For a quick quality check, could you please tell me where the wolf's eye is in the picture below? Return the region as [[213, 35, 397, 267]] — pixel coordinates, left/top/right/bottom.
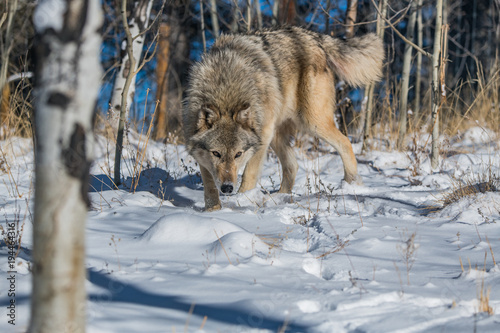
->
[[235, 152, 242, 158], [212, 151, 221, 158]]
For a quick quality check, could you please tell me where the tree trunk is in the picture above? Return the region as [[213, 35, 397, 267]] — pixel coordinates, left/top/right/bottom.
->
[[454, 0, 462, 76], [199, 0, 207, 51], [488, 0, 494, 70], [113, 0, 153, 186], [470, 0, 477, 78], [255, 0, 263, 30], [397, 0, 417, 149], [414, 0, 423, 121], [362, 0, 387, 152], [209, 0, 219, 37], [109, 0, 153, 128], [279, 0, 296, 25], [29, 0, 102, 332], [345, 0, 358, 38], [152, 23, 170, 141], [230, 2, 240, 32], [153, 3, 189, 141], [325, 0, 332, 34], [246, 0, 252, 31], [272, 0, 279, 26], [337, 0, 359, 136], [431, 0, 443, 169]]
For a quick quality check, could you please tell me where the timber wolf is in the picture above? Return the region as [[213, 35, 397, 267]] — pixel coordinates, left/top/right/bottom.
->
[[184, 26, 383, 211]]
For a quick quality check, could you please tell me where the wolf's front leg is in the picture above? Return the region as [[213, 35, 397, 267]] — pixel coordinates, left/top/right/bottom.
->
[[239, 147, 268, 192], [200, 166, 221, 211]]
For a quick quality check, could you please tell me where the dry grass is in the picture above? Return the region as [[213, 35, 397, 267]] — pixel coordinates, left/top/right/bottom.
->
[[1, 79, 33, 140], [396, 229, 418, 285], [364, 62, 500, 154], [442, 67, 500, 138], [316, 233, 350, 259], [440, 166, 499, 207], [477, 252, 494, 316], [94, 110, 118, 143], [92, 96, 159, 194], [128, 100, 157, 193], [478, 281, 494, 315], [0, 80, 34, 258]]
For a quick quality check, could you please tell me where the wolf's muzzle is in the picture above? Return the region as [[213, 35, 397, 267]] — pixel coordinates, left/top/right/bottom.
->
[[221, 183, 234, 194]]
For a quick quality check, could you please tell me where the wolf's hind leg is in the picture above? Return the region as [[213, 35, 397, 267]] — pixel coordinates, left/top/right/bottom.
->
[[309, 118, 361, 184], [200, 166, 221, 211], [271, 121, 298, 193], [304, 74, 361, 184]]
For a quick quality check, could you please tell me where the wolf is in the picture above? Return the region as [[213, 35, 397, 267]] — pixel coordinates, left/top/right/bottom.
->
[[183, 26, 384, 211]]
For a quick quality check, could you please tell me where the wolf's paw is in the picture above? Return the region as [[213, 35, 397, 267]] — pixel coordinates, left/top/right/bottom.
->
[[345, 174, 364, 186], [205, 203, 222, 212]]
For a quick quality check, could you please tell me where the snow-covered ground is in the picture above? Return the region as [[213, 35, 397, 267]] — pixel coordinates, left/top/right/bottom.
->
[[1, 127, 500, 332]]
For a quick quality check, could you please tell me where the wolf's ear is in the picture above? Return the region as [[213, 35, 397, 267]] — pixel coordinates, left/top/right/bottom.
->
[[234, 106, 253, 129], [197, 107, 219, 130]]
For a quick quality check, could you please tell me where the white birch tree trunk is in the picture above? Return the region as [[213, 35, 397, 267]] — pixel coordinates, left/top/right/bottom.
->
[[209, 0, 220, 37], [272, 0, 279, 26], [431, 0, 443, 169], [414, 0, 423, 121], [109, 0, 153, 128], [29, 0, 102, 332], [113, 0, 153, 185], [397, 0, 417, 149], [362, 0, 387, 152], [246, 0, 252, 31], [345, 0, 357, 38]]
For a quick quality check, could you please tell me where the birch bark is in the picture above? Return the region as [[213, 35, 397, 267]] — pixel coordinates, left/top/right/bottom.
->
[[29, 0, 102, 332], [431, 0, 443, 169], [113, 0, 153, 185], [345, 0, 358, 38], [109, 0, 153, 128], [414, 0, 423, 120], [397, 0, 417, 149], [362, 0, 387, 152]]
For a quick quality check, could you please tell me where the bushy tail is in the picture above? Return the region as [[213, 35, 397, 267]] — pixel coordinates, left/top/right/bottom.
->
[[324, 33, 384, 87]]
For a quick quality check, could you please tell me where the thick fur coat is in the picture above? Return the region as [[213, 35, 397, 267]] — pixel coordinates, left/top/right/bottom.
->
[[184, 26, 384, 210]]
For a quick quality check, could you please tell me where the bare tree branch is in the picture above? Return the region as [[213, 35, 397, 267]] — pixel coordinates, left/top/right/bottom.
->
[[369, 0, 432, 58]]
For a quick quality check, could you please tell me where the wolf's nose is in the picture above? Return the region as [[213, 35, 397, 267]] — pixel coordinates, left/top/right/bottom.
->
[[221, 184, 233, 194]]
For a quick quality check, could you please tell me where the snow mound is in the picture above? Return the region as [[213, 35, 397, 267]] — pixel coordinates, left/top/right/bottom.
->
[[138, 212, 244, 244], [336, 292, 401, 311], [458, 126, 496, 145], [433, 191, 500, 224], [296, 300, 322, 313], [208, 231, 270, 262], [302, 257, 322, 278], [459, 268, 491, 280], [371, 151, 409, 169]]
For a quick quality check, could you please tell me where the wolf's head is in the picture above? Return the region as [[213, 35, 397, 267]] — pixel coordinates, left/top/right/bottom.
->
[[187, 105, 261, 194]]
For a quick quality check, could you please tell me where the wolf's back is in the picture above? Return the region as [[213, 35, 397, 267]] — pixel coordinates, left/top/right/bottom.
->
[[252, 27, 384, 88], [323, 33, 384, 87]]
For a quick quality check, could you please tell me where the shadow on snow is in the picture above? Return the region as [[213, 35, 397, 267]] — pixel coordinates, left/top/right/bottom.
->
[[88, 269, 307, 332], [89, 168, 201, 208]]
